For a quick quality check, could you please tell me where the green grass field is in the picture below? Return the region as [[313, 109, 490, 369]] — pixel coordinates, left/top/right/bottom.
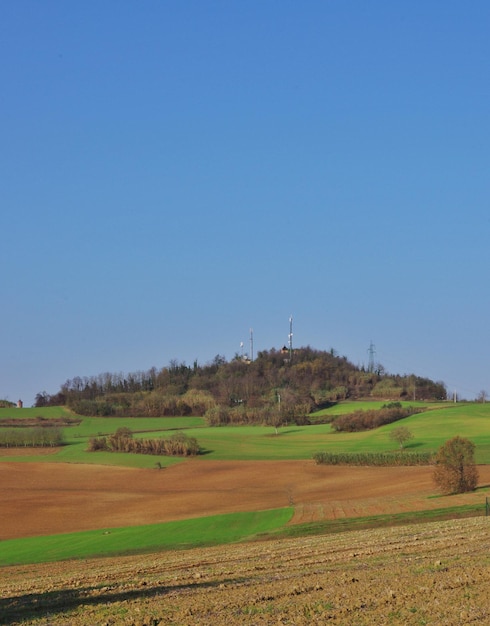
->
[[0, 508, 293, 567], [2, 401, 490, 464]]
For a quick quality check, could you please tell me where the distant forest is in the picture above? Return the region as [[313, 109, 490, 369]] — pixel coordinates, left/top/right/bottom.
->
[[35, 347, 447, 420]]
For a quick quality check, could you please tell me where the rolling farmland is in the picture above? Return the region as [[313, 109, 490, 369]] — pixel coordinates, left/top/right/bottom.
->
[[2, 402, 490, 624]]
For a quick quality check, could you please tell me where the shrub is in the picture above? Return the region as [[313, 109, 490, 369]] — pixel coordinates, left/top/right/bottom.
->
[[87, 436, 109, 451], [87, 430, 200, 456], [389, 426, 414, 449], [205, 405, 231, 426], [433, 436, 479, 494]]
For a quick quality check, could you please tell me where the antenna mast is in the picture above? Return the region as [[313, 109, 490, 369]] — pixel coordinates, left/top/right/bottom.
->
[[250, 328, 254, 362], [288, 315, 293, 362], [368, 340, 376, 373]]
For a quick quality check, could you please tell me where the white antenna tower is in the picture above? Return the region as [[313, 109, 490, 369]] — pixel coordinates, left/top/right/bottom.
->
[[250, 328, 254, 362], [288, 315, 293, 362], [367, 340, 376, 373]]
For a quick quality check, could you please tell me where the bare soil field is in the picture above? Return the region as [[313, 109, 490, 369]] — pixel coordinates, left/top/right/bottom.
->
[[2, 516, 490, 625], [2, 460, 490, 540]]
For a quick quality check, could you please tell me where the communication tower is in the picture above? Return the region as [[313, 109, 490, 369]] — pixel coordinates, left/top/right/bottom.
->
[[367, 340, 376, 373]]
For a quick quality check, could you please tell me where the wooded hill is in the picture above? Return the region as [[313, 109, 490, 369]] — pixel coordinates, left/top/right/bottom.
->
[[35, 347, 447, 418]]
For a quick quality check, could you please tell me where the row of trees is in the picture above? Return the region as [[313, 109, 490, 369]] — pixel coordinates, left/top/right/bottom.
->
[[36, 346, 447, 416], [87, 428, 200, 456], [313, 451, 434, 466], [0, 427, 64, 447]]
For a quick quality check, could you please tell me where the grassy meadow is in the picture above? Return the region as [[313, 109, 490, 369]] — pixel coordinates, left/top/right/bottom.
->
[[2, 400, 490, 465], [0, 508, 293, 567]]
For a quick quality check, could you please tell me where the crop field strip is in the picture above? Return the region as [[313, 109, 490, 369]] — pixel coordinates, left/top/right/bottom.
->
[[2, 516, 490, 625]]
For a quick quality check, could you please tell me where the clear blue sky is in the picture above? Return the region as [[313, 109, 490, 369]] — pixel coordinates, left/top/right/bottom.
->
[[2, 1, 490, 405]]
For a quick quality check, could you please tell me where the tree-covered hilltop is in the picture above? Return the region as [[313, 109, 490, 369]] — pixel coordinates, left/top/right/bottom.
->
[[35, 346, 447, 417]]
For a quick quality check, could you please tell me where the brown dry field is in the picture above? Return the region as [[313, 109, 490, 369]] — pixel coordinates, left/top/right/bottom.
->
[[2, 517, 490, 625], [3, 459, 490, 540], [3, 460, 490, 625]]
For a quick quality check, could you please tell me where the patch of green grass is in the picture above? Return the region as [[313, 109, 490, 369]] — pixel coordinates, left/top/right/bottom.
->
[[0, 411, 207, 467], [311, 400, 437, 418], [0, 406, 73, 420], [2, 402, 490, 465], [67, 415, 205, 440], [0, 508, 293, 566], [263, 502, 487, 541]]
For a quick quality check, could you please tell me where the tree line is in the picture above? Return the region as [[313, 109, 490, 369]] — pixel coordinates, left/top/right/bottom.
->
[[36, 346, 447, 418]]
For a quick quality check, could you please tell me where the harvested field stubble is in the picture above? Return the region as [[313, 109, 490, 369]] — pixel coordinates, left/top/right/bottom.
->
[[2, 517, 490, 625]]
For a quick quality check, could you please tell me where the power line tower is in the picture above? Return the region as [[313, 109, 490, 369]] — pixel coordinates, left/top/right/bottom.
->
[[367, 340, 376, 373]]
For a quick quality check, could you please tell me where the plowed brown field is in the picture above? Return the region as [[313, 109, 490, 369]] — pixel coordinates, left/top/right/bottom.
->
[[3, 460, 490, 540], [2, 517, 490, 625]]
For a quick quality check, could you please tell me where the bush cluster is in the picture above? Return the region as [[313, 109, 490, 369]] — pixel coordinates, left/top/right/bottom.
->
[[433, 436, 479, 494], [204, 402, 310, 427], [0, 427, 64, 447], [330, 406, 423, 432], [313, 451, 435, 466], [72, 389, 216, 417], [87, 428, 200, 456]]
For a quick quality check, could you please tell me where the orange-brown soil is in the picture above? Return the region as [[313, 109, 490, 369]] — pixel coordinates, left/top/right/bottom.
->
[[2, 460, 490, 540]]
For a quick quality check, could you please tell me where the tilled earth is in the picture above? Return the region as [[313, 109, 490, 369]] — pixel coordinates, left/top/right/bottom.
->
[[2, 460, 490, 539], [3, 460, 490, 625], [2, 517, 490, 625]]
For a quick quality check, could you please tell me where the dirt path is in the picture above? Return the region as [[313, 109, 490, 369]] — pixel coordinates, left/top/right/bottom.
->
[[2, 460, 490, 540]]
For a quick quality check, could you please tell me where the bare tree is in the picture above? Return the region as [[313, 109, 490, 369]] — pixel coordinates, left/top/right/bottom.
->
[[477, 390, 487, 403]]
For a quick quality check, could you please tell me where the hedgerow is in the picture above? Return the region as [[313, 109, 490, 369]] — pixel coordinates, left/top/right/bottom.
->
[[87, 428, 201, 456], [312, 451, 435, 466], [0, 427, 64, 447], [330, 405, 424, 432]]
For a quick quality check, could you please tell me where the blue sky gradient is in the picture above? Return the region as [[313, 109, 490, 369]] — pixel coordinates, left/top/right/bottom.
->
[[2, 1, 490, 405]]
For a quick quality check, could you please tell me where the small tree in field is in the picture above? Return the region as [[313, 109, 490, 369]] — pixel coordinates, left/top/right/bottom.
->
[[433, 436, 479, 494], [389, 426, 413, 449]]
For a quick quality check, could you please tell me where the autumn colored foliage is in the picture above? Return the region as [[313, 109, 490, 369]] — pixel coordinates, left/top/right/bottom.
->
[[87, 428, 200, 456], [433, 436, 479, 494]]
